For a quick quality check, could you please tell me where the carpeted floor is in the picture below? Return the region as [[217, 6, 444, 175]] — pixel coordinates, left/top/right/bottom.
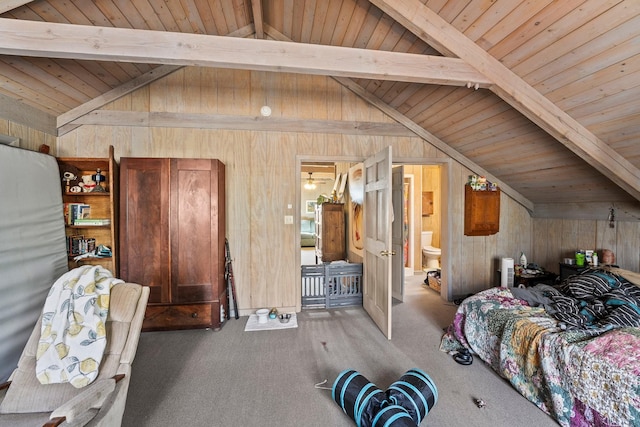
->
[[122, 274, 559, 426]]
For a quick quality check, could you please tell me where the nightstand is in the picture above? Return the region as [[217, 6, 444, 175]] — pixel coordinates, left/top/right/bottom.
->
[[559, 263, 588, 281], [515, 271, 557, 287]]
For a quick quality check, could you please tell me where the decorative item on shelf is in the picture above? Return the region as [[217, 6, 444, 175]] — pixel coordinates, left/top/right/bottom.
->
[[72, 244, 112, 262], [317, 194, 331, 204], [79, 175, 97, 192], [62, 171, 77, 193], [467, 174, 498, 191], [60, 164, 80, 193], [91, 168, 108, 193]]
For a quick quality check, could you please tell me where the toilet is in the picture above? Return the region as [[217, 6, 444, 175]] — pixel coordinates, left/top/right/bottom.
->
[[421, 231, 441, 272]]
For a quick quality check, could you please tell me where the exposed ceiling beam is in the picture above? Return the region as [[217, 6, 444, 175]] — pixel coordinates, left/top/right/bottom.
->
[[0, 18, 491, 89], [0, 92, 56, 135], [0, 0, 32, 14], [370, 0, 640, 202], [57, 65, 182, 135], [250, 0, 265, 39], [68, 110, 417, 137], [336, 76, 534, 212], [57, 23, 254, 136]]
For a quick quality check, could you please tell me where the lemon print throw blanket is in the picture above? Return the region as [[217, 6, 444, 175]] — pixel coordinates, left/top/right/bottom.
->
[[36, 265, 123, 388]]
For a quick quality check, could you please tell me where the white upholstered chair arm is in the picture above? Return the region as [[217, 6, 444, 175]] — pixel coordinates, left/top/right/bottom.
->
[[47, 377, 119, 424]]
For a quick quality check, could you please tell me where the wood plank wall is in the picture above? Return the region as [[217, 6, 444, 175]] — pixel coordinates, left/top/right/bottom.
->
[[0, 119, 56, 152], [4, 67, 639, 310], [532, 218, 640, 275]]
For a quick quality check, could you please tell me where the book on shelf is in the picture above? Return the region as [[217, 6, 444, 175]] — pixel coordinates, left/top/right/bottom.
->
[[73, 218, 111, 226], [63, 203, 91, 225], [66, 235, 96, 256]]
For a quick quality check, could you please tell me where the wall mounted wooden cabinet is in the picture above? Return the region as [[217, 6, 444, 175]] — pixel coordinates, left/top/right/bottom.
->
[[464, 185, 500, 236], [119, 157, 226, 331], [422, 191, 434, 216], [57, 145, 119, 274]]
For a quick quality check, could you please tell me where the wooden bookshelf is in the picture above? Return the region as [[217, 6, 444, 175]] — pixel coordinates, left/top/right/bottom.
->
[[57, 146, 119, 274]]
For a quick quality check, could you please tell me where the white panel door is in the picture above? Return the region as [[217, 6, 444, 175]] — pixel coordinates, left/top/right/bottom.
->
[[362, 146, 393, 339]]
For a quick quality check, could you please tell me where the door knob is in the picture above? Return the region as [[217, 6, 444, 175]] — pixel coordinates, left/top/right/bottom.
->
[[380, 250, 396, 256]]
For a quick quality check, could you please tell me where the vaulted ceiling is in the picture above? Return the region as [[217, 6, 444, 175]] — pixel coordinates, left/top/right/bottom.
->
[[1, 0, 639, 212]]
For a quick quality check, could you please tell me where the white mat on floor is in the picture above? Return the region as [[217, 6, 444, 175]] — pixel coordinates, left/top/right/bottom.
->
[[244, 313, 298, 331]]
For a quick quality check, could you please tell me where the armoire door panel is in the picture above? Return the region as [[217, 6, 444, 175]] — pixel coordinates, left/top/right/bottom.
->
[[171, 160, 216, 304], [119, 158, 170, 304]]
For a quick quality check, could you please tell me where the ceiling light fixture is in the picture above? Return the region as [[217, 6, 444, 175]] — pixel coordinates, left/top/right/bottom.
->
[[260, 105, 272, 117], [304, 172, 317, 190]]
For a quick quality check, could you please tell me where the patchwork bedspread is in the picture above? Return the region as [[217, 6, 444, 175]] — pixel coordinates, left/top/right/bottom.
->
[[440, 286, 640, 426]]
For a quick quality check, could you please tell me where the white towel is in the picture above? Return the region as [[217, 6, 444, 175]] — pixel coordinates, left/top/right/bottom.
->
[[36, 265, 123, 388]]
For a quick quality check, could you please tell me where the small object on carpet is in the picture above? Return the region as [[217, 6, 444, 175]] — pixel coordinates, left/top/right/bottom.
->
[[244, 313, 298, 331], [453, 348, 473, 365], [314, 379, 331, 390], [475, 399, 486, 408]]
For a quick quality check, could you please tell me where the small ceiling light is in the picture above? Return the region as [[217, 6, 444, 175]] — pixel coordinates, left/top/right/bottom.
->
[[304, 172, 316, 190], [260, 105, 272, 117]]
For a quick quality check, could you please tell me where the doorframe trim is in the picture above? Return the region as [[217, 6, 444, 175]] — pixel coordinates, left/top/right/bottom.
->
[[394, 157, 452, 302], [297, 155, 453, 306]]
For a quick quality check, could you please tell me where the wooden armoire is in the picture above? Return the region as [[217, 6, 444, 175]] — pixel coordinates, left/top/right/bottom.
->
[[315, 202, 346, 262], [119, 157, 226, 331]]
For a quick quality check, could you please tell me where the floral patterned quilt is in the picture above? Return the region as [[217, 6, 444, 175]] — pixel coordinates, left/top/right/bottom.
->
[[440, 286, 640, 427]]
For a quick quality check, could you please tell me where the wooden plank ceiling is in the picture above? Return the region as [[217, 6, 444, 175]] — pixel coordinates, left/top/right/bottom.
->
[[0, 0, 639, 210]]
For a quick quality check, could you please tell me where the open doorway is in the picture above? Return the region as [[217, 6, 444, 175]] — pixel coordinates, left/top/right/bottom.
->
[[298, 160, 445, 298]]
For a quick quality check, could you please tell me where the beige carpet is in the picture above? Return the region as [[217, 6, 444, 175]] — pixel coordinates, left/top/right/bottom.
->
[[123, 274, 559, 427]]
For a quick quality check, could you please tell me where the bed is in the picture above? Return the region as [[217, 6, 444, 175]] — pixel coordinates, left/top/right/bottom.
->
[[440, 266, 640, 427]]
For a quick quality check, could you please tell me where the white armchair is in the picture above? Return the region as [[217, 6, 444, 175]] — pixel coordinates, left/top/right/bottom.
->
[[0, 282, 149, 427]]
